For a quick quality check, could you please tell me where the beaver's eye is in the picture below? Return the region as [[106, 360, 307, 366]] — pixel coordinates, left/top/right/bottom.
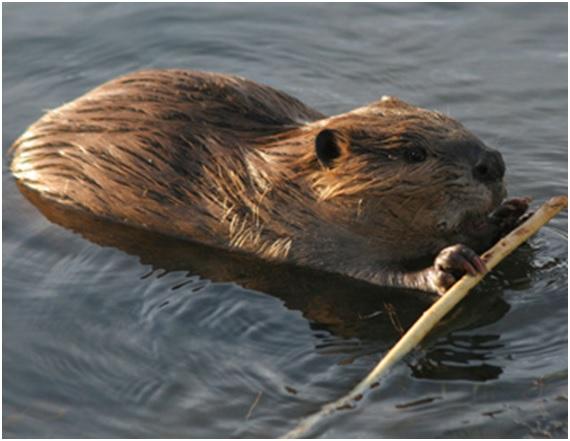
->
[[403, 147, 427, 163]]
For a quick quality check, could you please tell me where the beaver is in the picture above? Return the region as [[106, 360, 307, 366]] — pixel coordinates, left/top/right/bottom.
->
[[10, 69, 529, 294]]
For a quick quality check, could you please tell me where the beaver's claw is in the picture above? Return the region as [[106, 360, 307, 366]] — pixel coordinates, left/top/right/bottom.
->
[[432, 244, 487, 295], [489, 196, 532, 236]]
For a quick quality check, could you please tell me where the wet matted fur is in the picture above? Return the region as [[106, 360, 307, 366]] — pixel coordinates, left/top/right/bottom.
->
[[11, 69, 521, 293]]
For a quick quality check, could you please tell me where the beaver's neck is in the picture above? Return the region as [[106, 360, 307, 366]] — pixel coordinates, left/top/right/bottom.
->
[[231, 122, 442, 285], [229, 126, 392, 275]]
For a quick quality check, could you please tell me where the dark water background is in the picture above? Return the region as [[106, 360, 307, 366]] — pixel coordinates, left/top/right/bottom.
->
[[3, 3, 568, 438]]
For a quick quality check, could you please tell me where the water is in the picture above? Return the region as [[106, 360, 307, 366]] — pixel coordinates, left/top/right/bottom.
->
[[3, 3, 567, 438]]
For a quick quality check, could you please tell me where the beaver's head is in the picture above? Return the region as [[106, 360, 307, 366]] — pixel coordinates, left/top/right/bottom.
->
[[309, 96, 507, 259]]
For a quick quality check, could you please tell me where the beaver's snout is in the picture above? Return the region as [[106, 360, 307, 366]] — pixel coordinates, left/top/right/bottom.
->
[[472, 149, 505, 184]]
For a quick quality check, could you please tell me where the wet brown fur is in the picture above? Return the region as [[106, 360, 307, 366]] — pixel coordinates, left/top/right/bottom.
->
[[10, 69, 506, 291]]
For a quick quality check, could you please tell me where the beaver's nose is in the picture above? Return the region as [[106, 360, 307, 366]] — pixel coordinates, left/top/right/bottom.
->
[[473, 150, 505, 183]]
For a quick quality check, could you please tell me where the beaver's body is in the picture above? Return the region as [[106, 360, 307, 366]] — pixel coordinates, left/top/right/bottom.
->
[[10, 70, 528, 293]]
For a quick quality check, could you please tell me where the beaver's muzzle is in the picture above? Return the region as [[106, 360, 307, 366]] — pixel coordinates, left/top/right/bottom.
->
[[472, 149, 505, 184]]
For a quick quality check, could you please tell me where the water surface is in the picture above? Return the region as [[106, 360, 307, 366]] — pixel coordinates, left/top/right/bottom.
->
[[3, 3, 568, 438]]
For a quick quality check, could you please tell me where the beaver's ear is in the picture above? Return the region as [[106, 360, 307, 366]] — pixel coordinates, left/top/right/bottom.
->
[[315, 129, 350, 168]]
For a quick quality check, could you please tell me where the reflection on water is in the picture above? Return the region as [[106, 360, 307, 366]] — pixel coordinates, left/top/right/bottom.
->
[[3, 2, 567, 438]]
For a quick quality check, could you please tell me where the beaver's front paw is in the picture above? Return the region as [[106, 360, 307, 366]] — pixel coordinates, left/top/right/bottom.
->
[[489, 197, 531, 236], [432, 244, 487, 294]]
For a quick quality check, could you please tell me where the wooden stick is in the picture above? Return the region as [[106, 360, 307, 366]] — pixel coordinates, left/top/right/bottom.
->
[[284, 195, 567, 439], [246, 391, 263, 420]]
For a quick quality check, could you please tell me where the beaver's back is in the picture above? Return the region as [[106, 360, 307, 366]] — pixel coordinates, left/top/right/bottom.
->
[[10, 69, 324, 241]]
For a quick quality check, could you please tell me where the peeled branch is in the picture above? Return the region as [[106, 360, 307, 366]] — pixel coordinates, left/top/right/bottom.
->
[[284, 195, 568, 439]]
